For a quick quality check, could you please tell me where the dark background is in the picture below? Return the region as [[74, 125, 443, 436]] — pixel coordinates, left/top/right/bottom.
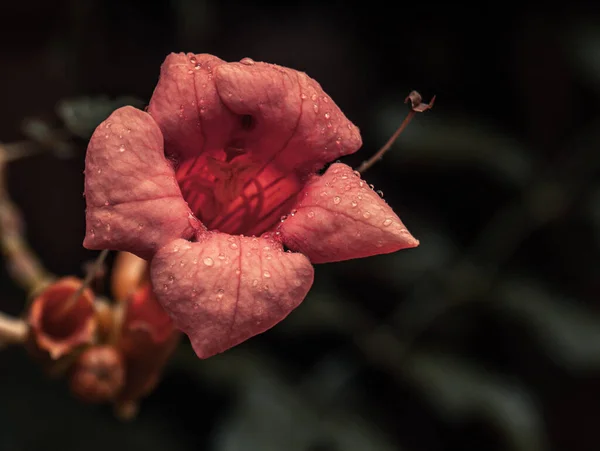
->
[[1, 1, 599, 450]]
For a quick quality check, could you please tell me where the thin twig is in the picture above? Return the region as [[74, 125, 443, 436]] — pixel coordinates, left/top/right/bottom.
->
[[55, 249, 109, 318], [356, 91, 435, 174]]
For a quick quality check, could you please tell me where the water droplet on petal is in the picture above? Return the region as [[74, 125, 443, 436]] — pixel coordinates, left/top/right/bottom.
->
[[230, 242, 238, 249], [263, 270, 271, 278], [235, 269, 241, 275], [351, 201, 358, 207], [383, 218, 393, 226], [104, 201, 110, 206], [218, 253, 225, 260], [324, 112, 330, 119], [376, 240, 383, 248], [313, 104, 319, 113], [290, 209, 297, 216], [252, 279, 259, 287], [311, 94, 317, 101], [353, 170, 360, 177], [240, 57, 255, 65], [280, 215, 288, 222], [307, 210, 315, 218], [377, 190, 384, 197], [333, 196, 341, 204], [363, 211, 371, 219], [97, 168, 102, 174], [216, 289, 225, 299], [90, 228, 95, 236], [203, 257, 214, 267], [118, 145, 125, 152]]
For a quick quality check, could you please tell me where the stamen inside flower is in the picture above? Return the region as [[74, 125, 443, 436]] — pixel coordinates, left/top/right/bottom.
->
[[173, 142, 303, 236]]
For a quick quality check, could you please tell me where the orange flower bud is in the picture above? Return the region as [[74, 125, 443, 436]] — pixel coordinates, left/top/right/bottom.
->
[[27, 277, 97, 360], [116, 282, 180, 404], [111, 251, 149, 302], [69, 345, 125, 403]]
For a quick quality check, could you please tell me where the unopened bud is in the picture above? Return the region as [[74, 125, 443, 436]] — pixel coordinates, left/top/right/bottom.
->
[[69, 345, 125, 403]]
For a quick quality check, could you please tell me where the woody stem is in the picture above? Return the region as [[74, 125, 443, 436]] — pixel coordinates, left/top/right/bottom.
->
[[0, 311, 28, 345], [356, 110, 417, 174]]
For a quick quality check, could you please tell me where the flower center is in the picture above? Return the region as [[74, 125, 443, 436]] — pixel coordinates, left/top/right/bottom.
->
[[174, 147, 303, 236]]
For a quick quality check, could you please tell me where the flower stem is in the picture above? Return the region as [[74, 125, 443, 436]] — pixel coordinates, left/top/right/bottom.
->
[[356, 91, 435, 174], [0, 311, 28, 345], [0, 144, 53, 293]]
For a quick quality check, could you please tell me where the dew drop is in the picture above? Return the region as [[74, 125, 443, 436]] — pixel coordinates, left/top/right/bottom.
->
[[301, 93, 307, 99], [218, 253, 225, 260], [313, 104, 319, 113], [104, 201, 110, 206], [353, 170, 360, 177], [203, 257, 214, 267], [189, 56, 197, 64], [363, 211, 371, 219], [97, 168, 102, 174], [216, 289, 225, 299], [383, 218, 393, 227], [263, 270, 271, 278], [376, 240, 383, 248], [311, 94, 317, 101], [191, 289, 198, 297], [163, 284, 168, 291], [377, 190, 384, 197], [118, 145, 125, 152], [187, 69, 194, 74], [90, 228, 95, 236], [240, 57, 255, 65], [137, 223, 144, 230], [324, 112, 330, 119], [230, 242, 238, 249], [323, 96, 329, 103], [235, 269, 241, 275], [369, 184, 375, 190], [290, 209, 297, 216], [333, 196, 341, 204], [307, 210, 315, 218], [351, 201, 358, 207], [280, 214, 288, 222], [265, 253, 272, 260], [252, 279, 259, 287]]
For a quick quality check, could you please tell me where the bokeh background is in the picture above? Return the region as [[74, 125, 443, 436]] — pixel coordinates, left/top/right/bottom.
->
[[1, 1, 599, 450]]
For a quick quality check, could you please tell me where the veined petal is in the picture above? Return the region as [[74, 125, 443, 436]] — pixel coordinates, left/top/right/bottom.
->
[[84, 106, 199, 260], [147, 53, 239, 159], [150, 233, 314, 358], [214, 59, 362, 174], [280, 163, 419, 263]]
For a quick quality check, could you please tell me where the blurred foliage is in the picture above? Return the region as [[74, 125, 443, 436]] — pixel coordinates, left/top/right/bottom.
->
[[0, 2, 599, 451]]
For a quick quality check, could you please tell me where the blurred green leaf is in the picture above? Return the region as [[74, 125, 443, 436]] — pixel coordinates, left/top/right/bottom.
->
[[404, 351, 546, 451], [56, 96, 145, 139], [375, 108, 534, 187], [497, 278, 600, 372]]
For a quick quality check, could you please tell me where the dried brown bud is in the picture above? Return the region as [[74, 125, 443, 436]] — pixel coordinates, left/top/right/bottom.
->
[[27, 277, 97, 360], [69, 345, 125, 403], [405, 90, 436, 113]]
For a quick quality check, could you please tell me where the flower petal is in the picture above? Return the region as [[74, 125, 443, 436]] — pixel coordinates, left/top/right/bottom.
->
[[214, 59, 363, 174], [84, 106, 199, 260], [150, 233, 314, 358], [279, 163, 419, 263], [147, 53, 239, 159]]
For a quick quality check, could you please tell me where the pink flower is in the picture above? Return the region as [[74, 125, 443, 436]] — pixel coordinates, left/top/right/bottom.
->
[[83, 53, 418, 358]]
